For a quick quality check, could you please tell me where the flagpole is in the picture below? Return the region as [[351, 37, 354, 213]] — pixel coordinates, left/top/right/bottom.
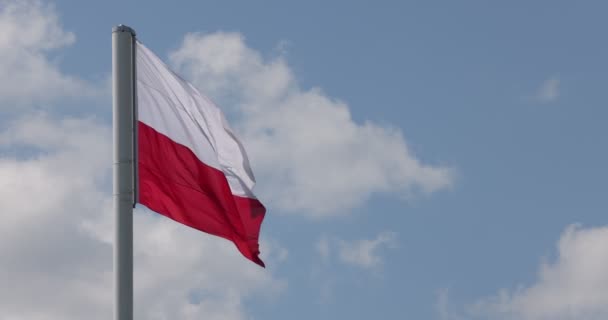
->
[[112, 24, 136, 320]]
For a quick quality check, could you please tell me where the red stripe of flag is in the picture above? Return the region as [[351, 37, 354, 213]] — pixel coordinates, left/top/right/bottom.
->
[[138, 121, 266, 267]]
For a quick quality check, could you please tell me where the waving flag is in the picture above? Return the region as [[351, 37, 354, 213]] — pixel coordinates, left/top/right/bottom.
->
[[135, 41, 266, 267]]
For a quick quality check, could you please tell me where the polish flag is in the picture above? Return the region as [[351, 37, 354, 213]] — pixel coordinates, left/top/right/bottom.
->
[[135, 41, 266, 267]]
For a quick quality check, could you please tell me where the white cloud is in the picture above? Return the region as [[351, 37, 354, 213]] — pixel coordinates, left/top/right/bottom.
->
[[534, 76, 560, 103], [469, 224, 608, 320], [0, 114, 286, 320], [437, 288, 451, 320], [0, 114, 113, 319], [316, 236, 331, 261], [311, 233, 396, 303], [314, 232, 397, 270], [436, 288, 478, 320], [131, 211, 287, 320], [168, 32, 453, 217], [338, 231, 398, 269], [0, 0, 97, 107], [436, 288, 466, 320]]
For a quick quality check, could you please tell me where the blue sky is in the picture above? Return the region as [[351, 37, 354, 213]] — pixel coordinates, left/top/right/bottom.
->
[[1, 1, 607, 319]]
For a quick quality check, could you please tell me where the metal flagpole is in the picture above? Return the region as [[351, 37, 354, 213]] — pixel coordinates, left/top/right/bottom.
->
[[112, 24, 136, 320]]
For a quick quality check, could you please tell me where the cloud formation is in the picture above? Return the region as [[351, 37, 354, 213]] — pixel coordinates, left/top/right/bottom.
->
[[337, 231, 398, 269], [534, 76, 560, 103], [316, 232, 397, 270], [0, 113, 113, 319], [168, 32, 453, 217], [0, 0, 97, 107], [469, 224, 608, 320]]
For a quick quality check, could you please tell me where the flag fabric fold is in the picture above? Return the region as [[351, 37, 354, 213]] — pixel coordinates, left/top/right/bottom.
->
[[135, 41, 266, 267]]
